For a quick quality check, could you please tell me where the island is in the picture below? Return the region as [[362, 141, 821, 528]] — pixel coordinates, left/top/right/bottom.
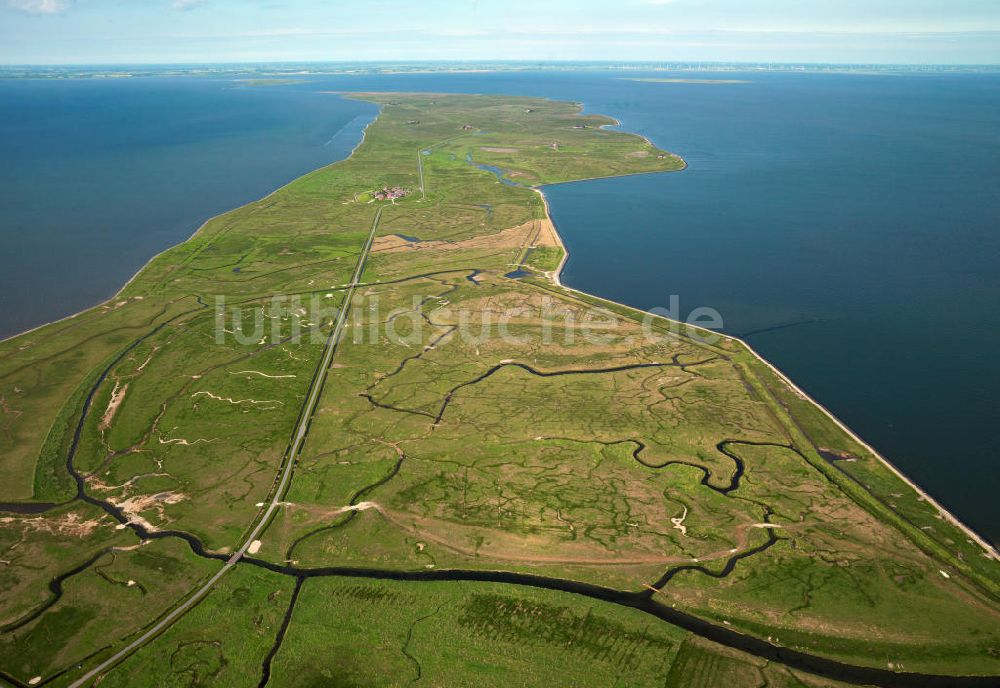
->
[[0, 94, 997, 688]]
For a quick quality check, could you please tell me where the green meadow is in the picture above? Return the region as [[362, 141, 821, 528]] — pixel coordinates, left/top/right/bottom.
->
[[0, 93, 996, 687]]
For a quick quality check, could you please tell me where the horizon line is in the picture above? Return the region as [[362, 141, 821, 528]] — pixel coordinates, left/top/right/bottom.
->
[[3, 59, 1000, 69]]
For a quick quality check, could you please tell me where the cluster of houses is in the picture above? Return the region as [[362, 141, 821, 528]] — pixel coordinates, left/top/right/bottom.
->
[[373, 186, 410, 201]]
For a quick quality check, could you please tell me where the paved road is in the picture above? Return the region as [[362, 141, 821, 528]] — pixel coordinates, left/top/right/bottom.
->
[[68, 206, 384, 688], [417, 150, 426, 199]]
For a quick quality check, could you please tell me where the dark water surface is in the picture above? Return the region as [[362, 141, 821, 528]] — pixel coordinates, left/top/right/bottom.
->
[[1, 71, 997, 543], [537, 72, 1000, 546], [0, 78, 377, 338]]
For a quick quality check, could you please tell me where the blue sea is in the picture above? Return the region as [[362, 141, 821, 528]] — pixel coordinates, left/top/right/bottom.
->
[[1, 70, 997, 543], [0, 78, 377, 337]]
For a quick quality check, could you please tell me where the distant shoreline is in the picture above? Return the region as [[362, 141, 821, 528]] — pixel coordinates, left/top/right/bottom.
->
[[4, 62, 1000, 81], [622, 77, 750, 84]]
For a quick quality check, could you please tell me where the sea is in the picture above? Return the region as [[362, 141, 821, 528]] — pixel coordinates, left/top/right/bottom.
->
[[1, 69, 997, 543]]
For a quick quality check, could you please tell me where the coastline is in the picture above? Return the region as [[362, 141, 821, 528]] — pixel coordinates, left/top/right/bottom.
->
[[539, 162, 688, 190], [0, 105, 379, 349], [534, 183, 999, 560], [742, 337, 1000, 560], [3, 92, 995, 561], [113, 107, 379, 301]]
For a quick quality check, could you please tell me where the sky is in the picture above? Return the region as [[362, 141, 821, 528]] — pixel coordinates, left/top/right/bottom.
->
[[1, 0, 999, 66]]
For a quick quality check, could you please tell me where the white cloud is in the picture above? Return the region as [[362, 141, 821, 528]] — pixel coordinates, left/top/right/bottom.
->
[[5, 0, 72, 14], [172, 0, 207, 10]]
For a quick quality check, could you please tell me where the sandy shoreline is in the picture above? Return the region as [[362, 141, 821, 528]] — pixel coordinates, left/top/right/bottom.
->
[[534, 181, 998, 560], [542, 106, 996, 557]]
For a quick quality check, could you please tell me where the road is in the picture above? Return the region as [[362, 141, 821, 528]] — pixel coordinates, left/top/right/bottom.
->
[[417, 150, 426, 199], [68, 205, 385, 688]]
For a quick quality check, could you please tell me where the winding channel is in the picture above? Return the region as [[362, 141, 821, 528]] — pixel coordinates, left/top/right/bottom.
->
[[2, 174, 995, 688], [7, 305, 993, 687]]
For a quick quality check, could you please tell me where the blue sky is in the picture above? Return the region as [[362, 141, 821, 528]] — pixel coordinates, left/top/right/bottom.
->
[[2, 0, 999, 65]]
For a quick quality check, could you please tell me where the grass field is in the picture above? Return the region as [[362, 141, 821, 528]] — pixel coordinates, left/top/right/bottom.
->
[[0, 92, 997, 687]]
